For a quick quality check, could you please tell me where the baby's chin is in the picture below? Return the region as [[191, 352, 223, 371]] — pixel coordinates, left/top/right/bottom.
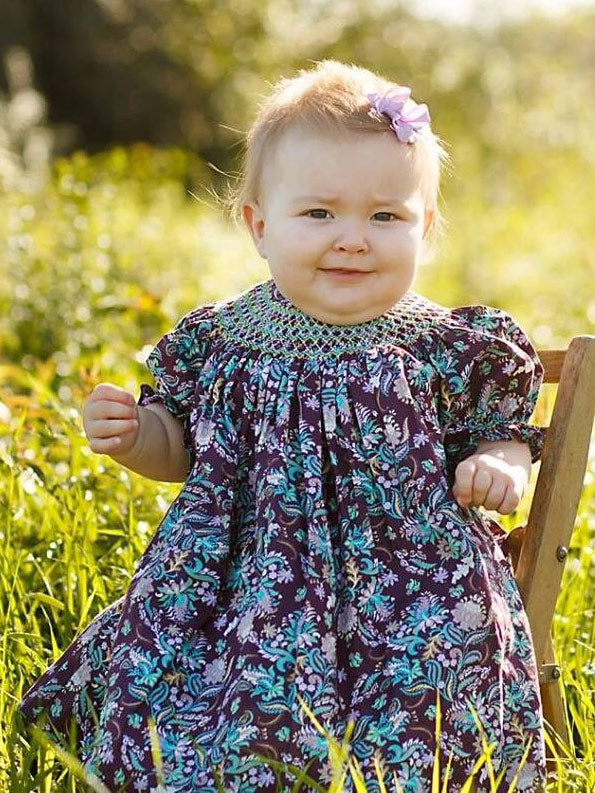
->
[[298, 288, 402, 325]]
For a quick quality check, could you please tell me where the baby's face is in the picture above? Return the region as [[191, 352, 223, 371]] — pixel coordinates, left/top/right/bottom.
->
[[243, 126, 433, 325]]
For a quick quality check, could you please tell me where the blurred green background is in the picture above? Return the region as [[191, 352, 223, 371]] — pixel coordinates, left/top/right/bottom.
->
[[1, 0, 594, 377]]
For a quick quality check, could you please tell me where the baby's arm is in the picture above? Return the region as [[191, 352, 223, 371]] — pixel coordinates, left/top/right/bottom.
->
[[452, 438, 532, 514], [83, 383, 190, 482]]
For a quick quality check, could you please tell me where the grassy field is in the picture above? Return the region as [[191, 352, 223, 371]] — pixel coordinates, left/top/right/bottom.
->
[[1, 147, 593, 791], [1, 354, 594, 791]]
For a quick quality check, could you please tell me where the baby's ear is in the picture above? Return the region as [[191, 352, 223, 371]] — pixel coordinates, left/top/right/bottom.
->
[[242, 202, 267, 259], [423, 208, 435, 238]]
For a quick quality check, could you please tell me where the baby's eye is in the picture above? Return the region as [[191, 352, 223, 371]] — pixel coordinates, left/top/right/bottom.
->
[[305, 209, 331, 219], [372, 212, 399, 222]]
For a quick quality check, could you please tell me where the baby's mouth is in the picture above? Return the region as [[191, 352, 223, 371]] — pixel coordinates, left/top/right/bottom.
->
[[321, 268, 371, 276]]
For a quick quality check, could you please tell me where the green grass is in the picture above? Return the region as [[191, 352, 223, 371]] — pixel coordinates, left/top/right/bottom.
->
[[1, 364, 594, 791], [0, 146, 593, 791]]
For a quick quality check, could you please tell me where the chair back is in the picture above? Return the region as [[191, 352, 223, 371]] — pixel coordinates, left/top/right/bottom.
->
[[507, 335, 595, 756]]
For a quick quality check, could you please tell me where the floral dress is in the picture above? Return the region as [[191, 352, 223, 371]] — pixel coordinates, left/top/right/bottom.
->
[[20, 279, 549, 793]]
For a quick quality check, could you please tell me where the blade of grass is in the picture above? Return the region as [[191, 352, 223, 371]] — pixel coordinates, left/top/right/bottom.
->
[[440, 749, 455, 793], [147, 715, 165, 786], [463, 700, 500, 790], [290, 757, 319, 792], [250, 752, 328, 793], [432, 688, 442, 792], [373, 751, 388, 793], [504, 737, 533, 793], [296, 693, 351, 792], [29, 726, 112, 793], [347, 753, 367, 792], [392, 769, 405, 793]]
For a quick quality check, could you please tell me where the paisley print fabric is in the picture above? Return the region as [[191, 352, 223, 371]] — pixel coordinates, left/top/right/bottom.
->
[[20, 279, 549, 792]]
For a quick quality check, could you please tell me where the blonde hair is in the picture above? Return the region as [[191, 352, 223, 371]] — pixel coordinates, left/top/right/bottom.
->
[[227, 60, 451, 248]]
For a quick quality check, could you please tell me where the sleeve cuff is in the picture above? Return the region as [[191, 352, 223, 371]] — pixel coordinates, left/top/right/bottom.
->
[[468, 421, 548, 464]]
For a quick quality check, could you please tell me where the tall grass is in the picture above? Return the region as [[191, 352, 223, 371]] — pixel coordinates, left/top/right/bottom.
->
[[1, 363, 594, 790]]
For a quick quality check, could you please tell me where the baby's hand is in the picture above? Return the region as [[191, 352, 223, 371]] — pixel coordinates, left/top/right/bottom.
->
[[452, 448, 529, 514], [83, 383, 140, 455]]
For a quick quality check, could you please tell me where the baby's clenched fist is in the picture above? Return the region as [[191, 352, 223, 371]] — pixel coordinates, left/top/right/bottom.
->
[[83, 383, 140, 456], [452, 453, 528, 514]]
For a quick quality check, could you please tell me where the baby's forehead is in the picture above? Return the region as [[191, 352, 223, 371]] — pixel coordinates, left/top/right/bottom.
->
[[260, 124, 425, 202]]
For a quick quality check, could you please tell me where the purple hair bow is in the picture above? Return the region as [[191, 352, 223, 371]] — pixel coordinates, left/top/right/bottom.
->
[[367, 87, 431, 144]]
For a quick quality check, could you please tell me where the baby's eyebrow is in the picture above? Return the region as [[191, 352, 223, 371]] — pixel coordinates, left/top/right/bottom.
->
[[291, 195, 408, 207], [292, 195, 340, 204], [371, 197, 409, 207]]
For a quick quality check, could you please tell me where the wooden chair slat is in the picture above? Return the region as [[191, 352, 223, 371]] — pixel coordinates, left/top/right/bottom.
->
[[509, 334, 595, 766], [539, 633, 573, 747], [535, 349, 568, 383], [518, 337, 595, 655]]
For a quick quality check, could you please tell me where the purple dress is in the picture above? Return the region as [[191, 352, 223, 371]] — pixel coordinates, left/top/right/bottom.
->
[[20, 279, 549, 793]]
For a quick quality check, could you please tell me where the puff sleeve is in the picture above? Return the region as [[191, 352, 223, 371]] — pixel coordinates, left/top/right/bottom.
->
[[137, 304, 216, 469], [433, 305, 548, 481]]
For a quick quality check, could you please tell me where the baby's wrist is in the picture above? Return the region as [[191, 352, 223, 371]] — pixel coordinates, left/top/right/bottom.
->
[[474, 438, 531, 481], [475, 437, 528, 453], [108, 406, 147, 465]]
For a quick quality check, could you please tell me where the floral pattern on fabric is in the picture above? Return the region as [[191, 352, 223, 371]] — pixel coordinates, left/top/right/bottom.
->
[[20, 280, 548, 793], [432, 304, 547, 483], [137, 303, 219, 470]]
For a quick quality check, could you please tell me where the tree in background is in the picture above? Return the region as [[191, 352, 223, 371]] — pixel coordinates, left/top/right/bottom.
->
[[0, 0, 593, 343]]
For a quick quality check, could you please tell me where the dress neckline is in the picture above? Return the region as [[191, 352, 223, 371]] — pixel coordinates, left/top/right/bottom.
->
[[215, 278, 446, 359], [268, 279, 416, 327]]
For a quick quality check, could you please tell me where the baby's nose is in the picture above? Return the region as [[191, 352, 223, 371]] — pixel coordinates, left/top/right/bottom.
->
[[332, 225, 369, 254]]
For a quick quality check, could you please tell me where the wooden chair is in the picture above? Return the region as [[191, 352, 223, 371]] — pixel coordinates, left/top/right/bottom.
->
[[506, 335, 595, 775]]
